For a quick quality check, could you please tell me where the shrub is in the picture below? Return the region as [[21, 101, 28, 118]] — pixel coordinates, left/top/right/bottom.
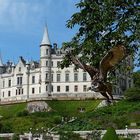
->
[[53, 116, 61, 124], [124, 87, 140, 101], [16, 110, 29, 117], [1, 122, 12, 133], [12, 133, 20, 140], [59, 131, 84, 140], [102, 127, 119, 140]]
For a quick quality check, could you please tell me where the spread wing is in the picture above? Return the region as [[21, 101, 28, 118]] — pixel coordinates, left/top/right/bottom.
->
[[82, 64, 99, 79], [67, 53, 98, 79], [99, 44, 126, 82]]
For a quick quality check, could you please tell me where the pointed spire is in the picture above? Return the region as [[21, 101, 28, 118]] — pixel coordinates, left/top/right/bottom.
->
[[40, 25, 51, 46]]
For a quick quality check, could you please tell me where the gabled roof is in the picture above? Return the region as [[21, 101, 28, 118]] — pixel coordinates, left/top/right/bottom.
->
[[40, 26, 51, 46]]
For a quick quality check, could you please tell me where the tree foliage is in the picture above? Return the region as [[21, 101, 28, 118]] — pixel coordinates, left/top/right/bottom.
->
[[102, 127, 119, 140], [124, 87, 140, 101], [133, 70, 140, 87], [59, 131, 84, 140], [61, 0, 140, 69], [12, 133, 20, 140]]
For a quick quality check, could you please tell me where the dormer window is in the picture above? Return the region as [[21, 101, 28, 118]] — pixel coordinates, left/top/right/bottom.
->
[[19, 67, 21, 72], [57, 50, 61, 55]]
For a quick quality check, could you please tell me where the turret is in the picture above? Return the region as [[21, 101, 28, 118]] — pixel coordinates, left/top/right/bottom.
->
[[40, 26, 52, 96], [40, 26, 51, 60]]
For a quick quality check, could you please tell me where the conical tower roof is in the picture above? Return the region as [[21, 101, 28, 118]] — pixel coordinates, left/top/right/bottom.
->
[[40, 26, 51, 46]]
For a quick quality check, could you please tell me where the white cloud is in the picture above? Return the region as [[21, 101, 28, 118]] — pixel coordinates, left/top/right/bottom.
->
[[0, 0, 9, 16], [0, 0, 52, 31], [0, 0, 79, 35]]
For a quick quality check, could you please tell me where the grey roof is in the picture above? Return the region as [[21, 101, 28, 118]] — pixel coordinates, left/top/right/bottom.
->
[[41, 26, 51, 45]]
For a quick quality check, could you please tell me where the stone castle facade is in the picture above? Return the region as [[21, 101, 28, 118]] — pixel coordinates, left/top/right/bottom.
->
[[0, 27, 133, 103]]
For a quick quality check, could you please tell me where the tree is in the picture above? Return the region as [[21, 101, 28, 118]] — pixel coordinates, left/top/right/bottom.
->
[[102, 127, 119, 140], [61, 0, 140, 69], [124, 87, 140, 101], [133, 70, 140, 87]]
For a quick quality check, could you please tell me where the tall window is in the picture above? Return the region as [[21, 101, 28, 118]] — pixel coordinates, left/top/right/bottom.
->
[[22, 89, 24, 94], [32, 88, 35, 94], [57, 61, 60, 67], [19, 89, 21, 95], [46, 85, 48, 91], [74, 73, 78, 81], [51, 74, 53, 82], [46, 61, 48, 66], [46, 49, 49, 55], [83, 73, 87, 81], [16, 89, 23, 95], [46, 73, 48, 80], [17, 77, 22, 85], [51, 61, 53, 67], [8, 79, 11, 87], [66, 86, 69, 92], [2, 92, 4, 97], [32, 76, 35, 84], [57, 86, 60, 92], [8, 91, 11, 96], [57, 74, 61, 82], [51, 85, 53, 92], [83, 85, 87, 92], [74, 85, 78, 92], [65, 73, 69, 82]]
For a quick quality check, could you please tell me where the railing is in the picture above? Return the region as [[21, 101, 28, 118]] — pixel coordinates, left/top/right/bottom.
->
[[1, 129, 140, 140]]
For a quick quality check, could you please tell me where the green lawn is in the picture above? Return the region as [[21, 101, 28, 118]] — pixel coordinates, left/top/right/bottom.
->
[[0, 103, 26, 118], [47, 100, 100, 117], [2, 99, 140, 133], [58, 100, 140, 131], [0, 100, 100, 133]]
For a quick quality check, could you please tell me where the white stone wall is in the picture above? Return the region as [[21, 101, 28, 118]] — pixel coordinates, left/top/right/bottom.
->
[[0, 53, 92, 102]]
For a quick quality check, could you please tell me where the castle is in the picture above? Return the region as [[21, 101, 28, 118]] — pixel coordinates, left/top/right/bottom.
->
[[0, 27, 133, 103]]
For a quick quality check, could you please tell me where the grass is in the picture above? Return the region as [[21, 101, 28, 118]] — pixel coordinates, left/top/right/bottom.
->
[[47, 100, 100, 117], [1, 99, 140, 133], [59, 100, 140, 131], [0, 103, 26, 118], [0, 100, 100, 133]]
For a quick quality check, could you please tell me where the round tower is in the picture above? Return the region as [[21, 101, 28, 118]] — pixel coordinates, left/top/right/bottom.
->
[[40, 26, 52, 97]]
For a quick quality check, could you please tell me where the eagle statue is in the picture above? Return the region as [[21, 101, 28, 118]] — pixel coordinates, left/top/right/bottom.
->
[[66, 43, 126, 103]]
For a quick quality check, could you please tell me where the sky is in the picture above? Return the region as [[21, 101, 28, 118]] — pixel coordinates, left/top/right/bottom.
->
[[0, 0, 79, 63], [0, 0, 139, 71]]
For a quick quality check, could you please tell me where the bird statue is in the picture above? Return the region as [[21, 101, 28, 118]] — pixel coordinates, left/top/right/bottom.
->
[[66, 43, 126, 103]]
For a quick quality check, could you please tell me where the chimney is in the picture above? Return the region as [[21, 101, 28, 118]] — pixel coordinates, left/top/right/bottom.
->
[[53, 43, 57, 51]]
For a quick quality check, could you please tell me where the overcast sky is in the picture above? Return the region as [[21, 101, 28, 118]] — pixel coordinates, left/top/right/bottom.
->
[[0, 0, 79, 63]]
